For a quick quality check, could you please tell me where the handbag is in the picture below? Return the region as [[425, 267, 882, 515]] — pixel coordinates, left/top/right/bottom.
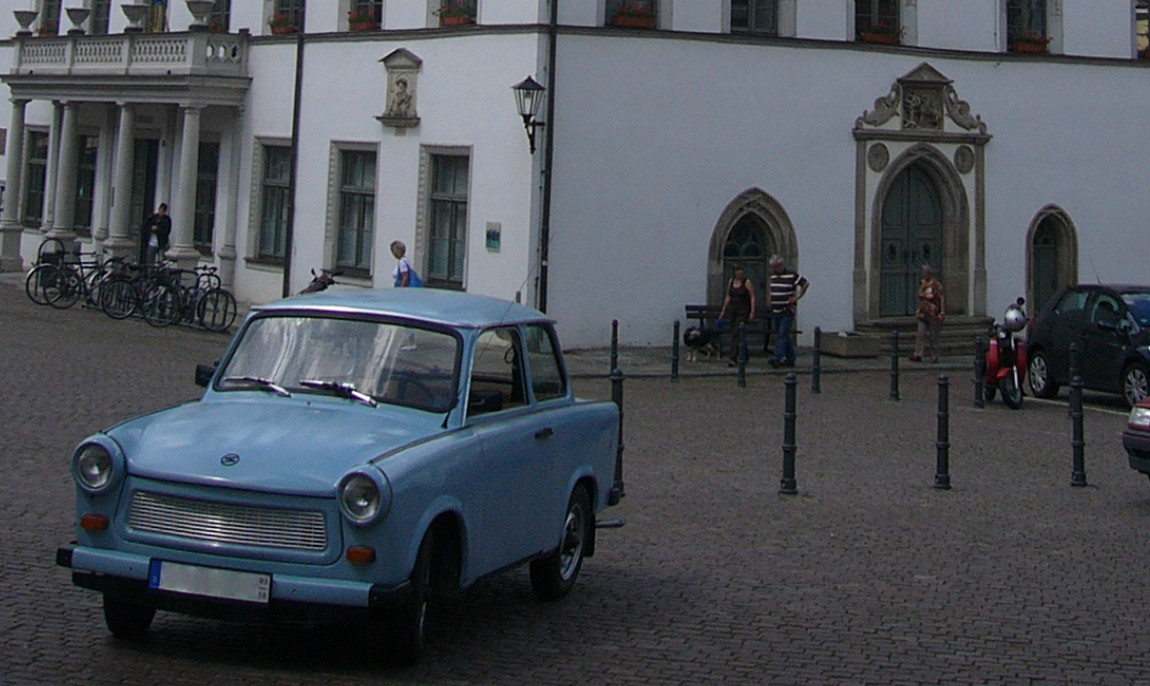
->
[[407, 268, 424, 288]]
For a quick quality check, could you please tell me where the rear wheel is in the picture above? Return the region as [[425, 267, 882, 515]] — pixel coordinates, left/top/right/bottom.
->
[[530, 485, 591, 601], [1123, 362, 1150, 409], [103, 596, 155, 640], [1027, 350, 1059, 399], [47, 267, 82, 309], [195, 287, 238, 332], [142, 284, 181, 327], [24, 264, 59, 305], [101, 279, 139, 320], [1000, 373, 1023, 409]]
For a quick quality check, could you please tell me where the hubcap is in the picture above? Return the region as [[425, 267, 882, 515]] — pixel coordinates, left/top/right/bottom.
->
[[1127, 367, 1149, 405], [558, 507, 584, 580]]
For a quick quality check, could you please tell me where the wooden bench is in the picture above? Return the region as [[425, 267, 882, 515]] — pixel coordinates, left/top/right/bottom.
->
[[683, 304, 801, 358]]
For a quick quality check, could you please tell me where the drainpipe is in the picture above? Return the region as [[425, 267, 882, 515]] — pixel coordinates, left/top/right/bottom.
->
[[282, 28, 305, 298], [537, 0, 558, 312]]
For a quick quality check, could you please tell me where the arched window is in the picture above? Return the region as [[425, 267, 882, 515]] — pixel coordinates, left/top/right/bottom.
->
[[722, 216, 773, 298]]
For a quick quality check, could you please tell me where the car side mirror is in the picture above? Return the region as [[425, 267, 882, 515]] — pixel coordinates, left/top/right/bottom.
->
[[195, 364, 216, 388]]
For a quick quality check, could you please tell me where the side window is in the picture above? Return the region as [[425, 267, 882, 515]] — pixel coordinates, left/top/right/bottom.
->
[[1052, 289, 1087, 317], [468, 327, 526, 417], [526, 325, 566, 402], [1090, 293, 1122, 326]]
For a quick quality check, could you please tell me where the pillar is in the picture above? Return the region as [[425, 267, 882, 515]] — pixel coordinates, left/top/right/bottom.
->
[[166, 105, 202, 270], [46, 101, 78, 245], [0, 98, 29, 272], [103, 103, 137, 259]]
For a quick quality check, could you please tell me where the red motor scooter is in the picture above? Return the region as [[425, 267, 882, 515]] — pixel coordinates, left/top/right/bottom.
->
[[984, 297, 1028, 409]]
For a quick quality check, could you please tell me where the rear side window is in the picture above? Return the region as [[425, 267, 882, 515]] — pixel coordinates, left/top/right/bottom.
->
[[526, 325, 566, 402], [1051, 289, 1088, 317]]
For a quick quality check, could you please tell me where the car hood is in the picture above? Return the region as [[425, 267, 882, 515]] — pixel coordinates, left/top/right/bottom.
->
[[106, 397, 438, 495]]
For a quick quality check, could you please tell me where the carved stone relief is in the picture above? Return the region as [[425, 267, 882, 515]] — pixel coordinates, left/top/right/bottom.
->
[[377, 48, 422, 128], [954, 145, 974, 174], [856, 62, 987, 135], [867, 143, 889, 172]]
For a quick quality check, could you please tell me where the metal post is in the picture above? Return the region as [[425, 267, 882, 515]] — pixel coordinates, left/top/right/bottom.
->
[[934, 375, 951, 490], [780, 373, 798, 495], [737, 322, 747, 388], [1068, 342, 1078, 419], [889, 330, 900, 401], [1070, 374, 1086, 487], [671, 319, 680, 382], [610, 320, 626, 501], [811, 326, 822, 394], [973, 336, 986, 409]]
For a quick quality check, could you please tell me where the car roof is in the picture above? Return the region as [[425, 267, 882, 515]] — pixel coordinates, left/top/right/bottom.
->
[[254, 288, 553, 329], [1070, 284, 1150, 293]]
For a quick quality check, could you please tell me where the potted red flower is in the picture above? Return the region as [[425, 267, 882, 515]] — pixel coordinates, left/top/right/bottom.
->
[[611, 2, 657, 29], [435, 2, 473, 27], [348, 8, 377, 31], [1011, 32, 1049, 54], [859, 22, 901, 45], [267, 13, 296, 35]]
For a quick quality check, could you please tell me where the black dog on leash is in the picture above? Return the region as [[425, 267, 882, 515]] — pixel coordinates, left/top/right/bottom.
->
[[683, 323, 723, 361]]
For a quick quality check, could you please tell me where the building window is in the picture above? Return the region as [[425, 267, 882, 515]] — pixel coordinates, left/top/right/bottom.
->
[[855, 0, 900, 44], [145, 0, 167, 32], [194, 141, 219, 255], [1007, 0, 1047, 52], [38, 0, 61, 35], [349, 0, 382, 27], [606, 0, 657, 29], [1139, 1, 1150, 58], [335, 150, 376, 276], [74, 135, 98, 236], [436, 0, 476, 26], [258, 145, 291, 261], [208, 0, 230, 32], [90, 0, 111, 34], [23, 131, 49, 226], [732, 0, 777, 34], [427, 154, 469, 288], [274, 0, 305, 31]]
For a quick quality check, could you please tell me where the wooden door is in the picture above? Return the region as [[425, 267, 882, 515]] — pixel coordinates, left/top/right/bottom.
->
[[880, 166, 942, 316]]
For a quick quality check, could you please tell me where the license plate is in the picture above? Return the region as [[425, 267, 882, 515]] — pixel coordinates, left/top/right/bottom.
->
[[148, 560, 271, 604]]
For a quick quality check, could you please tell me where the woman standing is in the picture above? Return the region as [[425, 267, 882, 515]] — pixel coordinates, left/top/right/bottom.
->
[[718, 265, 755, 366], [912, 264, 945, 363]]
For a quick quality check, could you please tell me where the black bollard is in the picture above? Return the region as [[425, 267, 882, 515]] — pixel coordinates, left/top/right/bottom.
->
[[1070, 374, 1086, 487], [811, 326, 822, 394], [889, 330, 900, 401], [610, 321, 626, 501], [1068, 342, 1078, 419], [973, 336, 986, 409], [934, 375, 951, 490], [780, 373, 798, 495], [737, 322, 747, 388], [671, 320, 680, 382]]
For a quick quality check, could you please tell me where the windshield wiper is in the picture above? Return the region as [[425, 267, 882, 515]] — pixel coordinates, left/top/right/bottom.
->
[[222, 375, 292, 397], [298, 379, 378, 408]]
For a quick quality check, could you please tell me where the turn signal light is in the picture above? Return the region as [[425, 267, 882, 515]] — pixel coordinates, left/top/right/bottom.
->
[[80, 514, 109, 531], [346, 546, 376, 564]]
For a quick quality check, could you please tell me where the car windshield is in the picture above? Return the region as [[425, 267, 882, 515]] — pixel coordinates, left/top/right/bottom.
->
[[218, 315, 459, 412], [1122, 291, 1150, 328]]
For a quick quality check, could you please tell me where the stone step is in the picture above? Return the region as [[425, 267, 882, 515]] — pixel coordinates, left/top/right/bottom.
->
[[838, 316, 993, 358]]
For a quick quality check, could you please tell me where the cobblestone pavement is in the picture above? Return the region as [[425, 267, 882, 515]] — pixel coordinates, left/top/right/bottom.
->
[[2, 280, 1149, 685]]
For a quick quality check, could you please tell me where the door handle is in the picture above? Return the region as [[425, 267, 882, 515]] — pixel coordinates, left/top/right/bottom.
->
[[535, 427, 554, 440]]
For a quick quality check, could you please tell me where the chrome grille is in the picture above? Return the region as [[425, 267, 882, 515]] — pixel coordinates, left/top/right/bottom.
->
[[128, 491, 327, 552]]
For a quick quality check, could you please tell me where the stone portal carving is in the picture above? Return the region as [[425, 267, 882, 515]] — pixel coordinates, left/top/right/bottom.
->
[[377, 48, 421, 128]]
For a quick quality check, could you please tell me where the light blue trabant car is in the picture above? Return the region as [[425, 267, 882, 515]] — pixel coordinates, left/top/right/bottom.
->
[[57, 288, 622, 664]]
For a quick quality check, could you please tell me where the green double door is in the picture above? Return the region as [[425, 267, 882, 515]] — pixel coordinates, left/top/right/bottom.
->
[[880, 166, 942, 317]]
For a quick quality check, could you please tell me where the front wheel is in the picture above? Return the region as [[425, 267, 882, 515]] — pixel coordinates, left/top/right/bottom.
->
[[1000, 372, 1023, 409], [103, 596, 155, 640], [385, 531, 432, 666], [1123, 363, 1150, 409], [1027, 350, 1060, 399], [195, 287, 237, 332], [530, 485, 591, 601]]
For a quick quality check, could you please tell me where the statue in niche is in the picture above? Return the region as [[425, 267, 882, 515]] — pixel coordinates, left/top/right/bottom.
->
[[387, 76, 414, 118], [377, 48, 422, 128]]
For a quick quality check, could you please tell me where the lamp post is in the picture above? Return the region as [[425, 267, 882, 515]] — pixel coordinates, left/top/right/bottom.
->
[[511, 75, 546, 154]]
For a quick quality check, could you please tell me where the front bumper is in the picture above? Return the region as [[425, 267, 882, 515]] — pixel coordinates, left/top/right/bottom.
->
[[57, 544, 411, 622], [1123, 429, 1150, 475]]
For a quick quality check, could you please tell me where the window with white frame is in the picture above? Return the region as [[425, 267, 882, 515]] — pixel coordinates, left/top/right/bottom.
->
[[349, 0, 382, 27], [38, 0, 61, 35], [208, 0, 230, 32], [855, 0, 900, 43], [23, 131, 49, 226], [1006, 0, 1046, 50], [273, 0, 306, 31], [258, 145, 291, 261], [194, 141, 219, 255], [732, 0, 777, 35], [606, 0, 657, 28], [1138, 0, 1150, 58], [335, 149, 376, 276], [89, 0, 111, 34], [427, 154, 469, 288], [74, 135, 98, 236]]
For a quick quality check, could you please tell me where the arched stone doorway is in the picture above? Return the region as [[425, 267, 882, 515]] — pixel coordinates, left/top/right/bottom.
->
[[708, 189, 798, 305], [1026, 206, 1078, 315]]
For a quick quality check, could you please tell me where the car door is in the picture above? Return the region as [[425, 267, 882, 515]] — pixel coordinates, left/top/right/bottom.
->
[[1080, 290, 1127, 392], [465, 326, 550, 570], [1038, 287, 1088, 384]]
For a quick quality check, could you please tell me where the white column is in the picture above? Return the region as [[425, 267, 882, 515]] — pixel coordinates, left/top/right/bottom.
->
[[104, 103, 137, 259], [0, 98, 29, 271], [166, 104, 202, 269], [46, 101, 79, 244]]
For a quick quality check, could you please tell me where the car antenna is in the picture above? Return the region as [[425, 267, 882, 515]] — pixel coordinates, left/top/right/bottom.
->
[[1090, 257, 1101, 284]]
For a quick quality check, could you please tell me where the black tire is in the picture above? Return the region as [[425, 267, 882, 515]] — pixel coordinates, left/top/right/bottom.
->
[[142, 284, 181, 327], [1000, 373, 1023, 409], [386, 531, 432, 666], [1027, 350, 1060, 399], [103, 596, 155, 640], [25, 264, 59, 305], [984, 384, 997, 402], [530, 485, 591, 601], [1123, 362, 1150, 409], [47, 267, 82, 309], [101, 278, 139, 320], [195, 287, 238, 332]]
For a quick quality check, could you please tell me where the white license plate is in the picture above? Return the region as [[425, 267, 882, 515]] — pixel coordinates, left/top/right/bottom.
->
[[148, 560, 270, 604]]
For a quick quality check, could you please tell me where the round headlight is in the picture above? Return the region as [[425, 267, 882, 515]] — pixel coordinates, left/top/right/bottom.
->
[[75, 444, 114, 492], [339, 473, 383, 525]]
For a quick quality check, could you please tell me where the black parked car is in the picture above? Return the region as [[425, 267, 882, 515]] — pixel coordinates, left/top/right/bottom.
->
[[1026, 284, 1150, 408]]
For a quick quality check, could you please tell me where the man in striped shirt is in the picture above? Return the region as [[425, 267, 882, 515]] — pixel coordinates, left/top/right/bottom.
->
[[767, 255, 809, 368]]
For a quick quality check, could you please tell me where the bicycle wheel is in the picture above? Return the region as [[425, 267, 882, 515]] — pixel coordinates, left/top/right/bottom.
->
[[25, 264, 60, 305], [142, 283, 181, 327], [100, 278, 140, 320], [196, 287, 238, 333], [47, 266, 83, 309]]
